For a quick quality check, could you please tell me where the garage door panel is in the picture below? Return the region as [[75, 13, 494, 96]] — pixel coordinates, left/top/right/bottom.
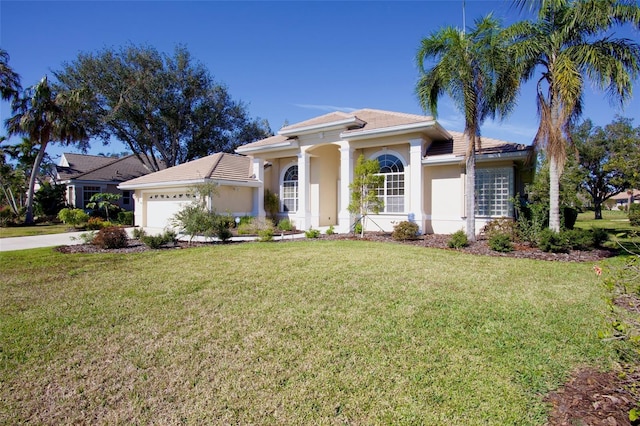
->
[[146, 200, 191, 229]]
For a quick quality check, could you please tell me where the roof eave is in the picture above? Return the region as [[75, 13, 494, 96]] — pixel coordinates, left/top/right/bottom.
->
[[236, 139, 299, 154], [340, 120, 447, 140], [118, 177, 259, 190], [278, 117, 366, 137], [422, 150, 530, 166]]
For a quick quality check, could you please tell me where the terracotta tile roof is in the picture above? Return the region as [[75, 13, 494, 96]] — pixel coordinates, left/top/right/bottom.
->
[[238, 109, 435, 151], [282, 111, 355, 131], [120, 153, 255, 187], [57, 154, 154, 182], [425, 131, 531, 157], [340, 109, 435, 134]]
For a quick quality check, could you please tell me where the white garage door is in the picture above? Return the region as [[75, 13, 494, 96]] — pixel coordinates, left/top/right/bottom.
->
[[146, 199, 191, 229]]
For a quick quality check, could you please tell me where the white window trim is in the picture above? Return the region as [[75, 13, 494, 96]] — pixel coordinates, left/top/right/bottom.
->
[[279, 161, 299, 213], [368, 150, 407, 214]]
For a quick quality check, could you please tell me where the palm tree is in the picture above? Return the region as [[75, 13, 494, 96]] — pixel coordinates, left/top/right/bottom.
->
[[0, 49, 21, 102], [5, 76, 89, 224], [507, 0, 640, 231], [416, 15, 518, 241]]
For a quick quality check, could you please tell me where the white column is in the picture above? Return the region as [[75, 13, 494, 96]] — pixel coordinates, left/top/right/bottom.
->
[[409, 138, 425, 233], [337, 141, 354, 233], [296, 150, 311, 230], [252, 157, 266, 218]]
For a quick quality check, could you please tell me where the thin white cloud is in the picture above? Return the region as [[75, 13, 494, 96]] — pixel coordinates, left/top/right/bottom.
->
[[481, 119, 538, 140], [294, 104, 359, 113]]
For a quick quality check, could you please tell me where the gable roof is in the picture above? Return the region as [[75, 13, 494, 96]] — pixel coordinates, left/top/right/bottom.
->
[[57, 153, 154, 183], [119, 153, 257, 189], [237, 109, 447, 153]]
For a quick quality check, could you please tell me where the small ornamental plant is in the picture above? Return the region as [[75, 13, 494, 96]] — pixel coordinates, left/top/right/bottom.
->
[[305, 228, 320, 239], [392, 221, 419, 241], [448, 229, 469, 249], [92, 226, 128, 249], [488, 233, 513, 252]]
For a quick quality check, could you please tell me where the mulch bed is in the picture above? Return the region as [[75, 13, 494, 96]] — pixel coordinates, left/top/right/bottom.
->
[[54, 232, 637, 424]]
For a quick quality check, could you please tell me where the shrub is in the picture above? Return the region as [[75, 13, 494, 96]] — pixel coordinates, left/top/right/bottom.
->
[[258, 227, 274, 242], [514, 199, 547, 246], [92, 226, 129, 249], [325, 225, 335, 235], [132, 227, 146, 239], [277, 218, 293, 232], [629, 204, 640, 227], [488, 233, 513, 252], [213, 215, 234, 242], [117, 211, 134, 226], [236, 222, 254, 235], [0, 206, 16, 227], [481, 218, 517, 241], [236, 216, 253, 227], [72, 231, 97, 245], [57, 208, 89, 227], [538, 229, 571, 253], [86, 217, 107, 230], [141, 230, 177, 249], [305, 228, 320, 239], [264, 189, 280, 221], [172, 204, 214, 241], [562, 207, 579, 230], [563, 229, 594, 251], [354, 222, 363, 236], [448, 230, 468, 249], [591, 227, 609, 248], [392, 221, 419, 241]]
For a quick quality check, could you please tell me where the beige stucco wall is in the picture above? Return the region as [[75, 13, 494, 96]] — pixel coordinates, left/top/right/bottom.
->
[[308, 144, 340, 227], [213, 186, 253, 214], [424, 164, 465, 234]]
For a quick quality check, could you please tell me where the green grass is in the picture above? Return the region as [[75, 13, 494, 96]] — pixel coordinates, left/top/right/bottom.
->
[[0, 223, 73, 238], [0, 241, 617, 424], [575, 209, 633, 232], [575, 209, 640, 251]]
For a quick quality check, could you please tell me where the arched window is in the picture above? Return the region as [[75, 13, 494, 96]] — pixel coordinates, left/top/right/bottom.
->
[[281, 165, 298, 212], [376, 154, 404, 213]]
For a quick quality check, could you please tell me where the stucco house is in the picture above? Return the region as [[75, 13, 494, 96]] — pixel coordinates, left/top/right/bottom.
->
[[118, 153, 259, 229], [120, 109, 533, 235], [56, 153, 155, 211]]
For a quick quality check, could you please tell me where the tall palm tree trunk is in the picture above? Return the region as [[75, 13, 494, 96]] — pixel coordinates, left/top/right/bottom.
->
[[465, 138, 476, 241], [24, 140, 48, 225], [548, 155, 561, 232]]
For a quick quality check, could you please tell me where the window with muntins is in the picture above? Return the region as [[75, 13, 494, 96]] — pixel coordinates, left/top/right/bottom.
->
[[376, 154, 405, 213], [82, 186, 101, 209], [282, 165, 298, 212], [475, 167, 514, 217]]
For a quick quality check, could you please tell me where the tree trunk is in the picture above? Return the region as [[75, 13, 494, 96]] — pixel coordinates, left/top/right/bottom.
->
[[24, 142, 48, 225], [594, 201, 602, 220], [465, 152, 476, 242], [549, 155, 561, 232]]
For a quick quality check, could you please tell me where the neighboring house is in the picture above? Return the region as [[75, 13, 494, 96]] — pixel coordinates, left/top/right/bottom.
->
[[611, 189, 640, 209], [118, 153, 259, 229], [56, 153, 155, 211]]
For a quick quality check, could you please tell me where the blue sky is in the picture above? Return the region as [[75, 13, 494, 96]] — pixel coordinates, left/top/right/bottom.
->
[[1, 0, 639, 160]]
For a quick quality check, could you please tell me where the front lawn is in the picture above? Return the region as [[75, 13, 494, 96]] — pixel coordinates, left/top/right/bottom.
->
[[0, 241, 615, 424], [0, 223, 73, 238]]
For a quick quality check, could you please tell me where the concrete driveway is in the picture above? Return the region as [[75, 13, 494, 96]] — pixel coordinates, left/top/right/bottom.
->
[[0, 228, 137, 252]]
